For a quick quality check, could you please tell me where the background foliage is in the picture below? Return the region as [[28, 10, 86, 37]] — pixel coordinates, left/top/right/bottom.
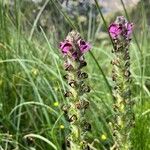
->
[[0, 0, 150, 149]]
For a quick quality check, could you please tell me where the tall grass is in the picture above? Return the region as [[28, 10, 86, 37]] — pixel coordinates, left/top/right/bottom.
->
[[0, 0, 149, 150]]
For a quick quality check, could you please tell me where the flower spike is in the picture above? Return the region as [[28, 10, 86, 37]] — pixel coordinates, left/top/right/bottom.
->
[[60, 30, 91, 150], [109, 16, 135, 150]]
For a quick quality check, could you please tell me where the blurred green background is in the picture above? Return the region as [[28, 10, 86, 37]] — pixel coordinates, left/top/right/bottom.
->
[[0, 0, 150, 150]]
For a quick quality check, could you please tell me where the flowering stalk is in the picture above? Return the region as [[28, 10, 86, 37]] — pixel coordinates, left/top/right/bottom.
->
[[60, 30, 91, 150], [108, 16, 134, 150]]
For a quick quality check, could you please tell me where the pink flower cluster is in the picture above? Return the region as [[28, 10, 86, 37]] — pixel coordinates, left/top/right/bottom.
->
[[108, 16, 133, 39], [60, 39, 91, 59]]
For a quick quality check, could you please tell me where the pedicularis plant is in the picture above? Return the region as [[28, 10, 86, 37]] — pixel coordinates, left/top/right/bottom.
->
[[60, 30, 91, 150], [108, 16, 135, 150]]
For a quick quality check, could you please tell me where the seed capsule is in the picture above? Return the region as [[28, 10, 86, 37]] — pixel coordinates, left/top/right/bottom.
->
[[66, 65, 74, 71], [69, 80, 77, 88], [79, 60, 87, 68], [111, 58, 120, 66], [81, 141, 90, 150], [61, 104, 70, 113], [66, 139, 70, 148], [82, 100, 90, 109], [64, 91, 72, 97], [125, 61, 130, 67], [81, 85, 91, 93], [84, 145, 90, 150], [69, 114, 77, 122], [63, 74, 69, 80], [26, 137, 35, 145], [124, 70, 131, 77], [113, 104, 121, 112], [75, 102, 82, 109], [122, 89, 131, 99], [78, 72, 88, 79], [114, 86, 118, 90], [64, 62, 74, 71], [75, 100, 89, 109], [124, 51, 130, 60], [112, 74, 117, 81]]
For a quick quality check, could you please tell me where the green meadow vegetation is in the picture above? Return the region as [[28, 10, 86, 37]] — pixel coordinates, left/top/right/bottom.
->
[[0, 0, 150, 150]]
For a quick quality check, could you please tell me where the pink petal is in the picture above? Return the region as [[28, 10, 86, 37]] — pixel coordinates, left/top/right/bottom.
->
[[108, 23, 122, 38], [60, 41, 72, 54], [78, 39, 91, 53]]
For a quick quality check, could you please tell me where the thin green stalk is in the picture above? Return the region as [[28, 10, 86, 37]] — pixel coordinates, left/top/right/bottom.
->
[[51, 0, 77, 30], [94, 0, 115, 47], [89, 51, 115, 102], [29, 0, 49, 40]]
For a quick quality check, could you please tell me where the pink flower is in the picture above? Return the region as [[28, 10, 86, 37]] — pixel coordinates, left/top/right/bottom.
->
[[78, 39, 91, 53], [60, 37, 91, 59], [108, 23, 122, 39], [60, 41, 72, 54], [108, 16, 133, 39]]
